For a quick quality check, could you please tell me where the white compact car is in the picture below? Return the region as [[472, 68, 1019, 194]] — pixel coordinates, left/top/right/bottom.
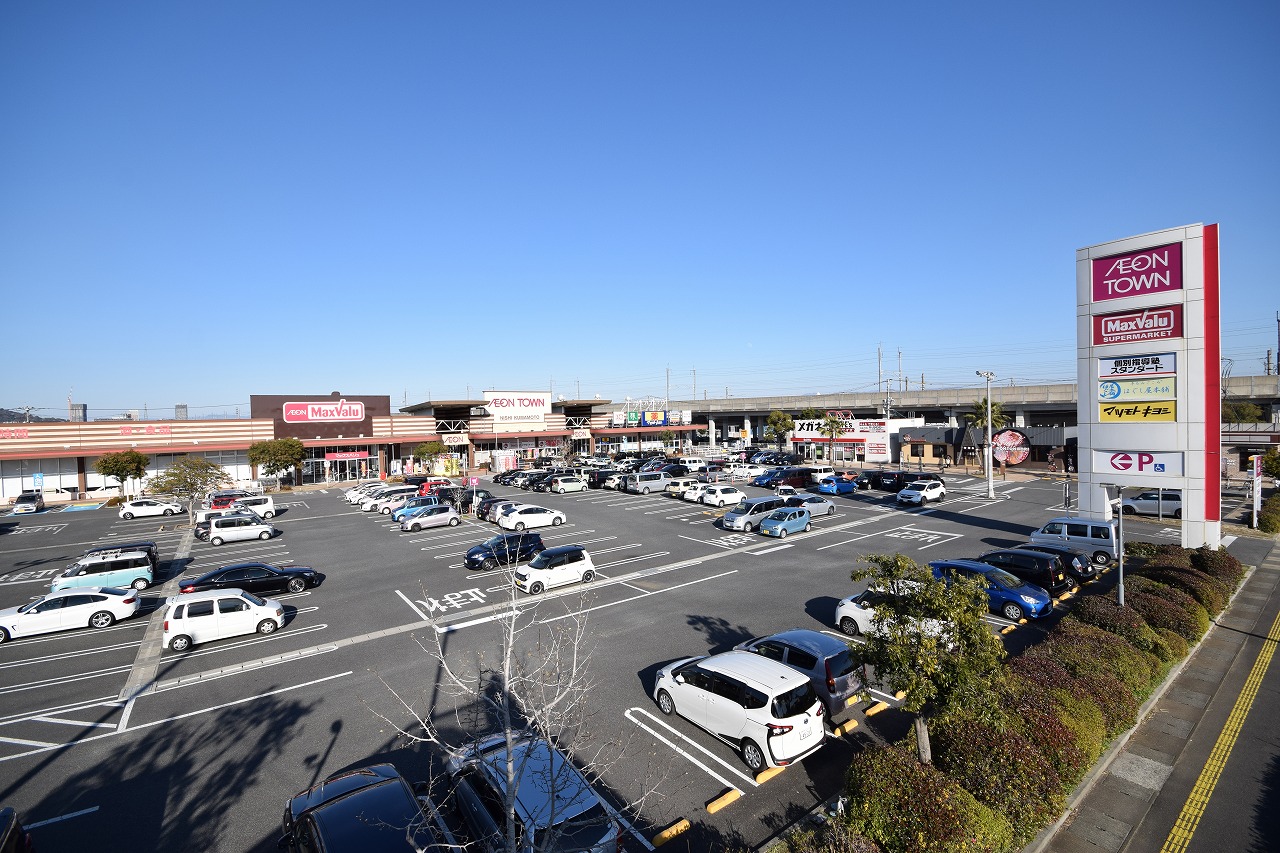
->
[[896, 480, 947, 506], [498, 505, 566, 531], [653, 650, 826, 772], [0, 586, 140, 643], [682, 483, 710, 503], [513, 545, 595, 595], [161, 588, 286, 652], [118, 498, 185, 519], [700, 485, 745, 508], [834, 586, 948, 639]]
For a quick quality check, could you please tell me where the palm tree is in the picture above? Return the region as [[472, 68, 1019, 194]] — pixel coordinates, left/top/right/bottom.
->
[[819, 413, 844, 463], [964, 398, 1008, 474]]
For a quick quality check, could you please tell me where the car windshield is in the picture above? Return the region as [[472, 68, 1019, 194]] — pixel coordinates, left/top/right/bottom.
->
[[528, 551, 553, 569], [771, 682, 819, 718], [987, 568, 1024, 590], [731, 500, 750, 512], [767, 510, 789, 521], [828, 648, 856, 678], [533, 801, 612, 849], [483, 535, 505, 548]]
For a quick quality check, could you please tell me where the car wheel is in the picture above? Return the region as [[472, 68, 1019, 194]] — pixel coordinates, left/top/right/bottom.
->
[[582, 570, 594, 582], [805, 522, 812, 532], [131, 578, 149, 591], [448, 517, 460, 527], [529, 581, 544, 594], [718, 500, 725, 507], [656, 689, 675, 716], [171, 634, 192, 652], [744, 522, 755, 533], [257, 619, 278, 635], [515, 522, 526, 531], [1093, 551, 1111, 566], [741, 739, 766, 773], [163, 508, 174, 516], [642, 487, 650, 494], [381, 507, 391, 514], [482, 558, 497, 570], [89, 611, 115, 629], [1001, 601, 1025, 621], [122, 512, 134, 520], [839, 616, 860, 636], [778, 528, 788, 538], [1122, 505, 1135, 515], [259, 531, 271, 540], [552, 516, 563, 526], [287, 578, 306, 593], [1174, 508, 1182, 519], [264, 511, 274, 519], [557, 488, 565, 494], [827, 506, 836, 516], [0, 628, 8, 643], [211, 537, 223, 546]]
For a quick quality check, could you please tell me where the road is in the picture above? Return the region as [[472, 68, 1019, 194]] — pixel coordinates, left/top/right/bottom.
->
[[0, 474, 1213, 851]]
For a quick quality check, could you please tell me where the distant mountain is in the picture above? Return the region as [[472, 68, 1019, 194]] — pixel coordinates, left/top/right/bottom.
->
[[0, 408, 66, 424]]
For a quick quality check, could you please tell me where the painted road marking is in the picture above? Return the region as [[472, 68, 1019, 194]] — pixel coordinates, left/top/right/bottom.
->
[[626, 707, 758, 790], [25, 806, 100, 829], [1159, 608, 1280, 853]]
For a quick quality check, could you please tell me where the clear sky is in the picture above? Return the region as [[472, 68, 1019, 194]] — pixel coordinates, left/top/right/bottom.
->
[[2, 1, 1276, 419]]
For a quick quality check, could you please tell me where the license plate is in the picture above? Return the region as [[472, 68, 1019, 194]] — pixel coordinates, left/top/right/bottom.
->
[[799, 727, 812, 740]]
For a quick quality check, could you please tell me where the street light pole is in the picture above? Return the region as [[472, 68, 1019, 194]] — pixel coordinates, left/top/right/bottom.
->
[[976, 370, 996, 499], [1100, 482, 1126, 606]]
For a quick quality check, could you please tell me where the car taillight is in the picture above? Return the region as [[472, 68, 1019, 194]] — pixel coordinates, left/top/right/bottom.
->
[[180, 585, 194, 593], [825, 660, 836, 693], [766, 723, 793, 736], [163, 620, 169, 632], [123, 592, 137, 603]]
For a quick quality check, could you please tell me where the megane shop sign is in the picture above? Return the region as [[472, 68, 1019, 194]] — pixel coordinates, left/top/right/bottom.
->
[[283, 399, 366, 423], [1092, 243, 1183, 302]]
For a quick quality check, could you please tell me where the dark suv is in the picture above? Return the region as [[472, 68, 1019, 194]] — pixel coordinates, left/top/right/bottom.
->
[[585, 469, 617, 489], [976, 549, 1072, 596], [465, 532, 546, 570], [1015, 542, 1098, 584]]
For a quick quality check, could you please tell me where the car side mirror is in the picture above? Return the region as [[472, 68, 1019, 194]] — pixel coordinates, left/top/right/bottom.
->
[[674, 674, 686, 685]]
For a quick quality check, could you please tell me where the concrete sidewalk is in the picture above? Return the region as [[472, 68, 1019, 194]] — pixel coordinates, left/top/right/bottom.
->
[[1029, 533, 1280, 853]]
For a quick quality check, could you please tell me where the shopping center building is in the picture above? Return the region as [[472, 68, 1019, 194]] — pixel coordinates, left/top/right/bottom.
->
[[2, 379, 1277, 501]]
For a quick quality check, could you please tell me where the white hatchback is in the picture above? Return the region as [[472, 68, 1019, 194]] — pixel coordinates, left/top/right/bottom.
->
[[118, 498, 185, 519], [683, 483, 710, 503], [0, 586, 140, 643], [498, 505, 566, 531], [162, 588, 286, 652], [700, 485, 745, 508], [513, 545, 596, 595], [896, 480, 947, 506]]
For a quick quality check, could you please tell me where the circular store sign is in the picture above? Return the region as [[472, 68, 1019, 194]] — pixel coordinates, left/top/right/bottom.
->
[[990, 429, 1031, 466]]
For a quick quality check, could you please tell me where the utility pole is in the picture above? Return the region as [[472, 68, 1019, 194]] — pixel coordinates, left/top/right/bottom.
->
[[665, 366, 670, 406], [692, 368, 696, 402], [877, 344, 883, 404], [976, 371, 996, 499], [898, 349, 904, 391]]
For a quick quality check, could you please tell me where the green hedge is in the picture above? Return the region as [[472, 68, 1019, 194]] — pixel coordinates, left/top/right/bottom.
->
[[1000, 677, 1093, 786], [1016, 645, 1139, 738], [845, 745, 1015, 853], [781, 821, 884, 853], [1139, 567, 1229, 616], [932, 712, 1064, 845], [1155, 628, 1189, 661], [1070, 595, 1160, 653], [1147, 545, 1193, 570], [1048, 619, 1161, 696], [1189, 546, 1244, 587], [1124, 540, 1159, 559], [1126, 588, 1209, 643]]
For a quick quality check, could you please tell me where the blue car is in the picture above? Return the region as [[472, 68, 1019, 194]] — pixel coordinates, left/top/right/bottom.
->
[[392, 498, 440, 523], [929, 559, 1052, 622], [817, 477, 857, 495], [758, 507, 811, 538]]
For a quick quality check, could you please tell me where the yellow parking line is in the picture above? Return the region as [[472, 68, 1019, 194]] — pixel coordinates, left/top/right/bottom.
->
[[1159, 608, 1280, 853]]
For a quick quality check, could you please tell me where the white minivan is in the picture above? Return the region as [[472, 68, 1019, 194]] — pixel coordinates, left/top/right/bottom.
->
[[232, 495, 276, 518], [806, 465, 836, 484], [1030, 516, 1117, 566], [207, 513, 280, 546], [162, 588, 286, 652]]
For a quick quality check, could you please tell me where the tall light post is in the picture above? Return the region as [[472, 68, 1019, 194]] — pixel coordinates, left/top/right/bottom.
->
[[976, 370, 996, 499], [1100, 482, 1126, 606]]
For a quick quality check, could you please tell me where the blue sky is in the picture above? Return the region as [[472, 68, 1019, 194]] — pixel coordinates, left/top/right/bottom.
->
[[2, 2, 1276, 419]]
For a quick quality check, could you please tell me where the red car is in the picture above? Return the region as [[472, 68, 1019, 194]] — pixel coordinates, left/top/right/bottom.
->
[[207, 495, 239, 510], [416, 478, 454, 497]]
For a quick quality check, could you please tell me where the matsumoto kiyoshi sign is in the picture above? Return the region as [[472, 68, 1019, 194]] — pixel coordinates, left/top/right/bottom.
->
[[283, 399, 366, 423], [1092, 305, 1183, 346], [1098, 377, 1176, 403], [1098, 402, 1177, 423], [1092, 243, 1183, 302], [1092, 450, 1184, 476], [1099, 352, 1176, 379]]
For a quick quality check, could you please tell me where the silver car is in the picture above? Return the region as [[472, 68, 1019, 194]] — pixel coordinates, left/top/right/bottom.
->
[[785, 493, 836, 517], [1121, 489, 1182, 519], [400, 504, 462, 532]]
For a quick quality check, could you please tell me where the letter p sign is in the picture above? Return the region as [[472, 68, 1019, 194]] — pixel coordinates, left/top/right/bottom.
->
[[1136, 453, 1154, 470]]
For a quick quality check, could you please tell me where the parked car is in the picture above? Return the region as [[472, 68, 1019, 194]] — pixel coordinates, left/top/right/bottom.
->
[[52, 548, 154, 592], [896, 480, 947, 506], [414, 477, 455, 496], [514, 545, 596, 594], [975, 549, 1073, 596], [585, 469, 617, 489], [446, 733, 621, 853], [733, 628, 862, 718], [0, 586, 140, 642], [786, 493, 836, 517], [393, 495, 441, 522], [817, 476, 858, 496], [929, 559, 1052, 622], [652, 650, 826, 771], [472, 496, 508, 522], [1121, 489, 1183, 519], [853, 470, 884, 490], [481, 499, 522, 523], [602, 473, 625, 490], [753, 467, 811, 489], [10, 493, 44, 514], [0, 807, 32, 853], [664, 477, 700, 497], [1030, 516, 1117, 566], [722, 496, 787, 532], [161, 588, 285, 651], [549, 475, 587, 494], [401, 504, 462, 532], [498, 505, 566, 531], [700, 485, 746, 507], [81, 539, 159, 568], [177, 562, 322, 596], [682, 483, 711, 503], [279, 763, 455, 853], [206, 513, 280, 546], [364, 487, 419, 512], [758, 507, 812, 538], [834, 585, 950, 639], [118, 498, 185, 519], [1015, 542, 1099, 584], [464, 532, 546, 570]]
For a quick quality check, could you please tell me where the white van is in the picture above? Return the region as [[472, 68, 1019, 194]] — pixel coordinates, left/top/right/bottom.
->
[[162, 588, 285, 651], [1030, 516, 1117, 566], [807, 465, 836, 484], [232, 495, 276, 519], [625, 472, 671, 495], [677, 457, 707, 472], [207, 513, 280, 546], [665, 477, 700, 497]]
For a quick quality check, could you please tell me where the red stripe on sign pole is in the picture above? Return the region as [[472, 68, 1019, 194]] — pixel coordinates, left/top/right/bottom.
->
[[1203, 224, 1221, 522]]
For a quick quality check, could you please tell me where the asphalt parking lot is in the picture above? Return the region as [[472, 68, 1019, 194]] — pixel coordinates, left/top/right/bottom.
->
[[0, 474, 1195, 851]]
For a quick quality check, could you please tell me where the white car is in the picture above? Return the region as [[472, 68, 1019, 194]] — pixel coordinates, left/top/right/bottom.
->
[[549, 476, 587, 494], [834, 586, 948, 639], [1121, 489, 1182, 519], [683, 483, 711, 503], [652, 650, 826, 771], [343, 482, 382, 502], [400, 504, 462, 532], [513, 545, 596, 595], [118, 498, 185, 519], [896, 481, 947, 506], [602, 473, 625, 490], [700, 485, 745, 508], [0, 586, 141, 643], [364, 488, 418, 513], [497, 505, 566, 532], [161, 588, 286, 652]]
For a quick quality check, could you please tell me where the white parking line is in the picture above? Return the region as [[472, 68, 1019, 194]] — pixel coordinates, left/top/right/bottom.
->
[[396, 589, 431, 621], [748, 544, 794, 556], [625, 707, 757, 789], [30, 716, 117, 729], [0, 639, 143, 671], [25, 806, 100, 829], [0, 664, 133, 696]]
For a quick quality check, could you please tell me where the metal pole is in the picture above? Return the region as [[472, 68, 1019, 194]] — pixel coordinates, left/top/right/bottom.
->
[[1117, 489, 1125, 607], [977, 371, 995, 499]]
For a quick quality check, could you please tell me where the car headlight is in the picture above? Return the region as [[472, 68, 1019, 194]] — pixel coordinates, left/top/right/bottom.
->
[[1020, 595, 1037, 604]]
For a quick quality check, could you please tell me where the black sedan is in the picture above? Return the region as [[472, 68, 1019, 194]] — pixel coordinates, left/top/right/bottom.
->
[[177, 562, 323, 595], [464, 533, 545, 570]]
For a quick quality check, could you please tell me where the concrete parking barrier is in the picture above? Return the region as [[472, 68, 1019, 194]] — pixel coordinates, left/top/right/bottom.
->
[[653, 818, 690, 846], [755, 766, 784, 784], [864, 701, 889, 717], [706, 789, 741, 813], [833, 719, 859, 737]]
